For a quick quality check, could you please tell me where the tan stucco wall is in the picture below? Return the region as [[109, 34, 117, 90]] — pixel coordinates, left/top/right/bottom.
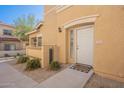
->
[[43, 5, 124, 82], [26, 28, 44, 67], [26, 30, 42, 58], [27, 29, 59, 68], [94, 6, 124, 80], [42, 45, 59, 68], [42, 9, 57, 45], [45, 5, 56, 13], [26, 47, 43, 58], [0, 24, 15, 35], [27, 5, 124, 82], [43, 6, 100, 63], [28, 31, 40, 46]]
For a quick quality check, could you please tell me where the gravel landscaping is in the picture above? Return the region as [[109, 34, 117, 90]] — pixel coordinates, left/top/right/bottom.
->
[[84, 74, 124, 88], [7, 60, 71, 83]]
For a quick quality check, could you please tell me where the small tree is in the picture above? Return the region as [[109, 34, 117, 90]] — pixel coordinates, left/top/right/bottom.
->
[[13, 15, 38, 41]]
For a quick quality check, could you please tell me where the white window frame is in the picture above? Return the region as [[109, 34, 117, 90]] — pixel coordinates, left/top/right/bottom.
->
[[37, 36, 42, 47]]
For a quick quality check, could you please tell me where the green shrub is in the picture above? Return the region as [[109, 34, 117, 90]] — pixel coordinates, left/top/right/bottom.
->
[[4, 54, 10, 57], [25, 58, 41, 70], [17, 53, 20, 56], [50, 61, 61, 71], [17, 55, 29, 64]]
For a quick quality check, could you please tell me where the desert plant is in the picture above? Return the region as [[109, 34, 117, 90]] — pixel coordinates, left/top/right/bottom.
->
[[50, 61, 61, 71], [25, 58, 41, 70], [17, 53, 20, 56], [17, 55, 29, 64], [15, 53, 20, 58]]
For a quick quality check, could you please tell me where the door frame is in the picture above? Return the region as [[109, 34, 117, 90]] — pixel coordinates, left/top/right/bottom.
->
[[73, 25, 94, 65]]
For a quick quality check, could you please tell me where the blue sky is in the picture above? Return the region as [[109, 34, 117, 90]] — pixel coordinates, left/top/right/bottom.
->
[[0, 5, 44, 25]]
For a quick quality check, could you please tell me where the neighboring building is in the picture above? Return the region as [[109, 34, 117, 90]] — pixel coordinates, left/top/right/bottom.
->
[[26, 6, 124, 82], [26, 22, 43, 59], [0, 21, 25, 57]]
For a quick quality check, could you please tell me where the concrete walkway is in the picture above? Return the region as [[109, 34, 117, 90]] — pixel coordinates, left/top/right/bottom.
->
[[0, 57, 15, 63], [0, 63, 38, 88], [0, 59, 93, 88], [36, 67, 93, 88]]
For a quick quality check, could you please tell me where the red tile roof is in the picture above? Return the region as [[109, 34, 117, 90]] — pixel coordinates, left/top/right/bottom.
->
[[0, 35, 20, 42]]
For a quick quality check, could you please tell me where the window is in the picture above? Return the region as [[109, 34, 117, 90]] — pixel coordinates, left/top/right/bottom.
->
[[38, 37, 42, 47], [31, 36, 42, 47], [70, 30, 74, 58], [31, 37, 37, 47], [4, 44, 16, 51], [3, 29, 12, 36]]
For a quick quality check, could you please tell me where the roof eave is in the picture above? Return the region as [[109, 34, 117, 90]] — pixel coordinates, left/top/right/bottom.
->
[[26, 21, 43, 35]]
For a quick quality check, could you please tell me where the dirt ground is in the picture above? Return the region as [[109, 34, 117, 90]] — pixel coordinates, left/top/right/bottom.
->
[[84, 74, 124, 88], [7, 60, 71, 83]]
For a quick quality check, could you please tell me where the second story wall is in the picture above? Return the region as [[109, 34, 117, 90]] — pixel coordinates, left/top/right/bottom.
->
[[42, 5, 57, 45], [0, 23, 15, 36], [45, 5, 56, 14]]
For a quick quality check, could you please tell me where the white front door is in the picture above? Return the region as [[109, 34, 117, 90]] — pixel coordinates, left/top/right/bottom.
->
[[77, 25, 93, 66]]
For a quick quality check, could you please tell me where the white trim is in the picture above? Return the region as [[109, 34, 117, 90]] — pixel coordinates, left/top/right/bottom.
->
[[45, 6, 58, 16], [45, 5, 72, 16], [56, 5, 72, 13], [36, 35, 42, 47], [63, 14, 99, 29], [26, 22, 43, 35], [75, 25, 94, 31], [75, 25, 94, 65], [36, 34, 42, 37], [34, 21, 43, 29], [68, 25, 94, 64], [26, 30, 37, 35]]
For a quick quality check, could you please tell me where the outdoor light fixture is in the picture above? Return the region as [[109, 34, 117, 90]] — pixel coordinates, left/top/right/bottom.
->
[[58, 27, 62, 32]]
